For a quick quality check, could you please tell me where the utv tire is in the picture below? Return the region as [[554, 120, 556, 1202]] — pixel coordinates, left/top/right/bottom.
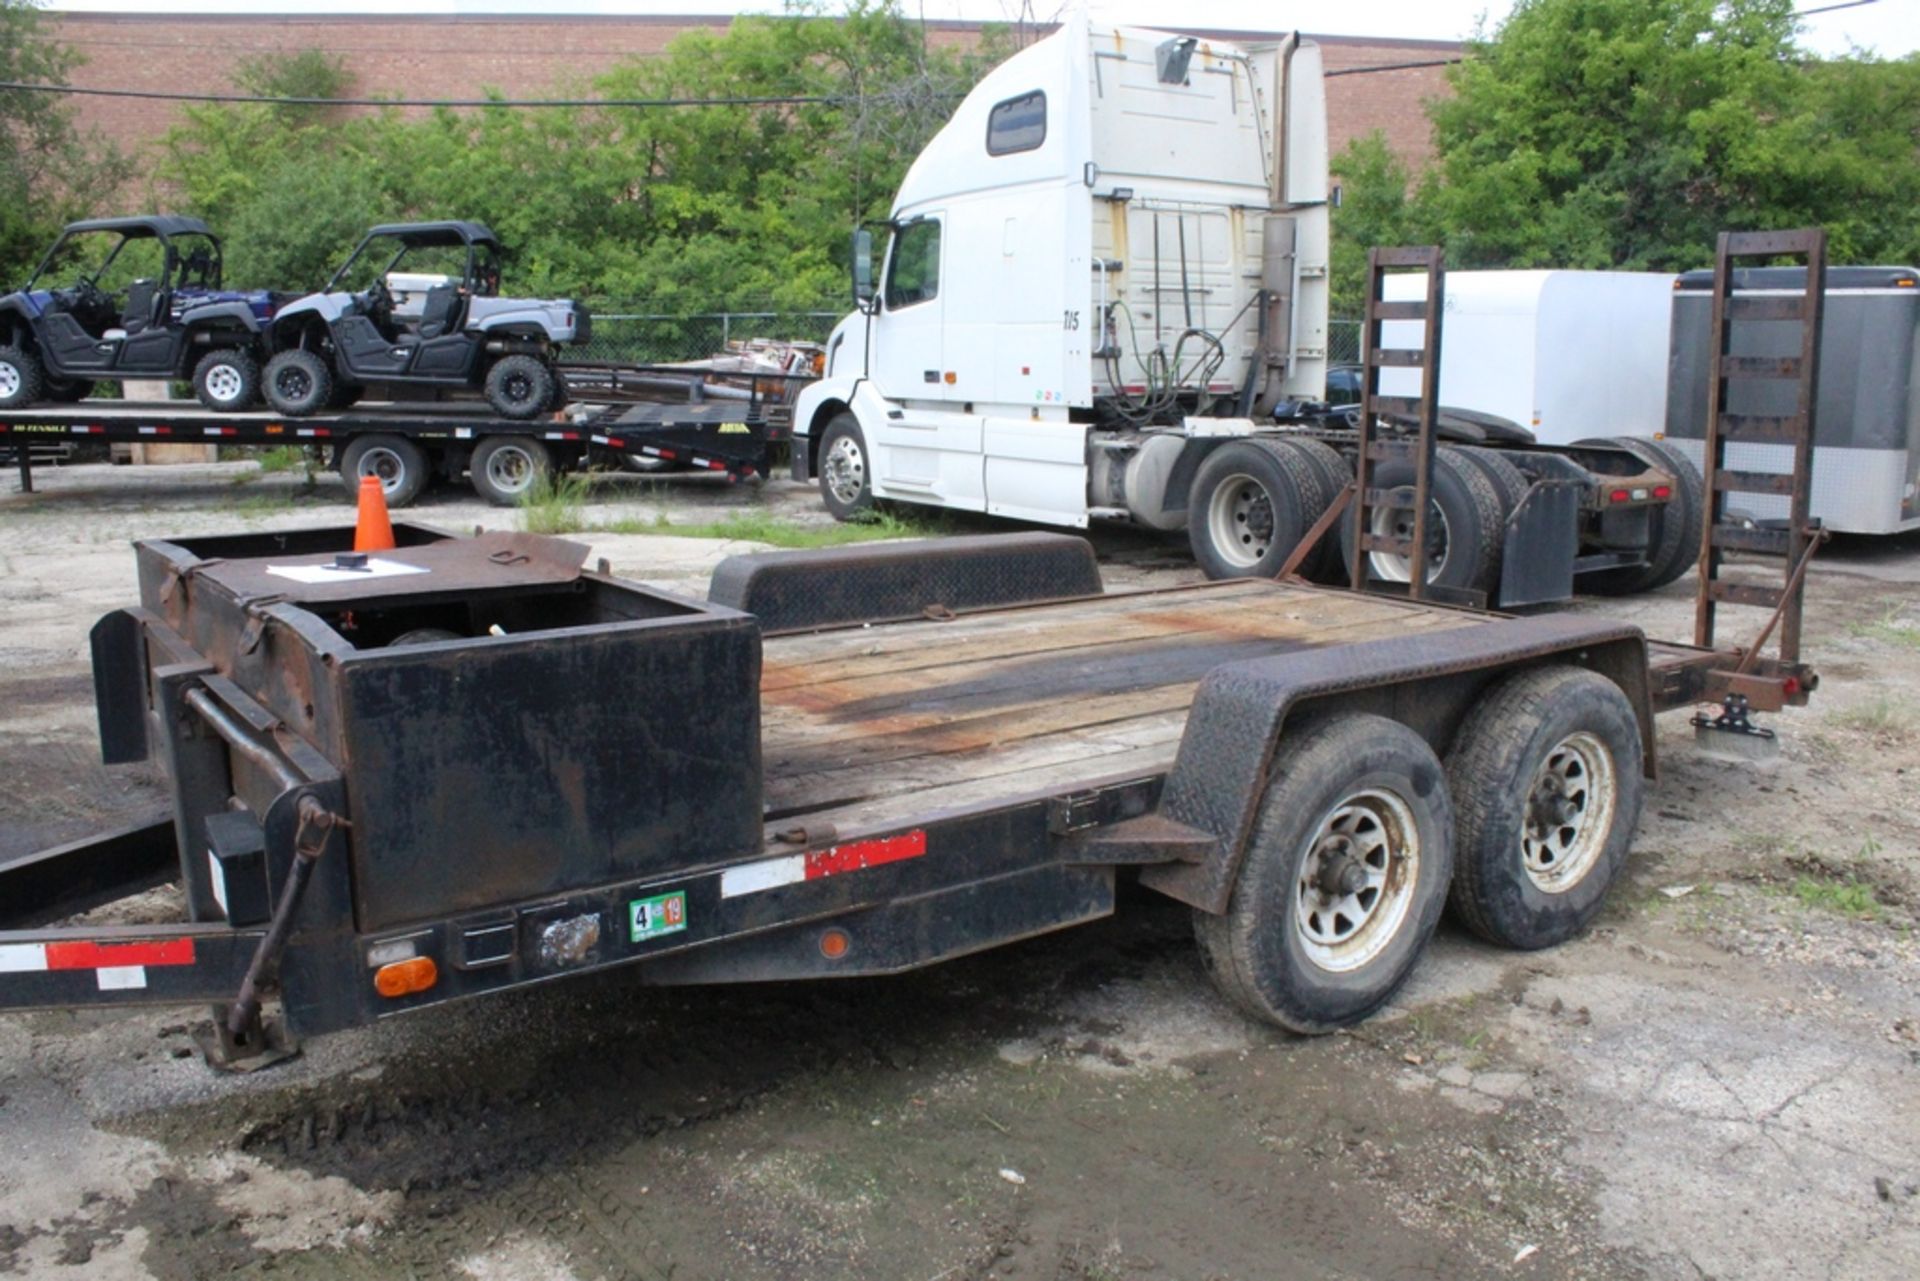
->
[[1187, 438, 1319, 580], [325, 381, 364, 411], [0, 346, 45, 409], [1445, 666, 1644, 950], [817, 413, 873, 521], [45, 377, 94, 404], [339, 433, 428, 508], [193, 348, 260, 412], [1338, 447, 1505, 597], [470, 436, 552, 507], [264, 350, 334, 417], [1193, 713, 1454, 1033], [484, 355, 557, 420]]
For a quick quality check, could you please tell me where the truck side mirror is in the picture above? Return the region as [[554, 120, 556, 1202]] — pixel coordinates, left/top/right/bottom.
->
[[851, 228, 876, 308]]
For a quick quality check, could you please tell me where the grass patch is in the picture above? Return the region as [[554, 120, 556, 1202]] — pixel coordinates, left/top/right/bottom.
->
[[253, 445, 310, 475], [612, 507, 943, 548], [1833, 695, 1914, 735], [515, 470, 595, 535], [1788, 876, 1883, 918], [230, 490, 294, 519], [1847, 603, 1920, 651]]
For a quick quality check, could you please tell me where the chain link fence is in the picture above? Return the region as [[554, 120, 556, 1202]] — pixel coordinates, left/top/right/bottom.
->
[[1328, 319, 1361, 366], [570, 309, 843, 365]]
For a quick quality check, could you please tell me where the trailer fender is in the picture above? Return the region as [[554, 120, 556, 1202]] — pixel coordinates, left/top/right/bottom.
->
[[709, 533, 1104, 634], [1139, 613, 1653, 914]]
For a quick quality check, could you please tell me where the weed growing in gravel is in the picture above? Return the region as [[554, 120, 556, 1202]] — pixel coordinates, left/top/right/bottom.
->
[[622, 508, 944, 547], [516, 471, 594, 534], [230, 491, 294, 519], [1789, 877, 1883, 918], [253, 445, 310, 475], [1847, 603, 1920, 651], [1833, 696, 1914, 735]]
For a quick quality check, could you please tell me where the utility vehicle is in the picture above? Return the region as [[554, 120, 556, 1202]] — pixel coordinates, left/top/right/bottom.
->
[[0, 216, 276, 412], [262, 221, 588, 419]]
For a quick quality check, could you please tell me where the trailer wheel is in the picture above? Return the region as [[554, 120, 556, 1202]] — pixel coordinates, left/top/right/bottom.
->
[[340, 433, 429, 508], [1193, 713, 1454, 1032], [0, 345, 45, 409], [1187, 439, 1318, 579], [1574, 436, 1705, 595], [484, 355, 557, 420], [470, 436, 551, 506], [1445, 666, 1644, 950], [1339, 449, 1504, 596], [264, 349, 334, 417], [818, 413, 873, 520], [192, 348, 260, 412]]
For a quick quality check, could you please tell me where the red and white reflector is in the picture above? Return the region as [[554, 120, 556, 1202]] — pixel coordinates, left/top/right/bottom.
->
[[0, 938, 196, 990], [721, 830, 928, 899]]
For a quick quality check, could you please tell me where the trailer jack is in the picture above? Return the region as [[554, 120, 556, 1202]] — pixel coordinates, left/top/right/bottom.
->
[[194, 1005, 299, 1073]]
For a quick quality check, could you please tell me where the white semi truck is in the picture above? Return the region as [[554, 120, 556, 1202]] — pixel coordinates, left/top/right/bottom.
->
[[791, 16, 1706, 603]]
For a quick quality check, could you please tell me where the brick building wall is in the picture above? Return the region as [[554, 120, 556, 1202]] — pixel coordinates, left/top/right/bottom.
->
[[47, 12, 1456, 170]]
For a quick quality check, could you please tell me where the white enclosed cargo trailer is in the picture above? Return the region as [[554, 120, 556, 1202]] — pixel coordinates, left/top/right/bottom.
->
[[1379, 270, 1675, 445]]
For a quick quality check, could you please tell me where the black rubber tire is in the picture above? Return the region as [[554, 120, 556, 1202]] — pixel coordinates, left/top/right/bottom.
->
[[1572, 436, 1705, 595], [325, 381, 364, 411], [44, 377, 94, 404], [1450, 445, 1529, 514], [1273, 437, 1348, 582], [817, 412, 874, 521], [192, 348, 260, 412], [1186, 438, 1318, 580], [1194, 712, 1454, 1032], [1445, 666, 1645, 950], [1339, 448, 1505, 596], [0, 345, 46, 409], [484, 355, 557, 420], [339, 433, 429, 508], [470, 435, 552, 507], [264, 349, 334, 417]]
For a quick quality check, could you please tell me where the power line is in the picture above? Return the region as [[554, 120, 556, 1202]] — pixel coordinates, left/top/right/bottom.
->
[[1325, 57, 1465, 77], [1796, 0, 1879, 14]]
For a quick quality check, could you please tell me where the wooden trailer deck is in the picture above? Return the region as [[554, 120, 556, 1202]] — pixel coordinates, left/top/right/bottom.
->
[[757, 579, 1489, 841]]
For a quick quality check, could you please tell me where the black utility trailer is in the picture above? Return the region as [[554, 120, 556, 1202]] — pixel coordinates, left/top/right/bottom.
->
[[0, 391, 787, 508], [0, 524, 1813, 1066]]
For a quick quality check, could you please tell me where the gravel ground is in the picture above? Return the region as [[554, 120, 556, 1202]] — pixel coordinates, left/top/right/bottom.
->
[[2, 458, 1917, 1281]]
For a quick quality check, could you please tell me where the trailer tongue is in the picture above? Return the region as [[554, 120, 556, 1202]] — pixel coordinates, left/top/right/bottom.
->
[[0, 524, 1813, 1068]]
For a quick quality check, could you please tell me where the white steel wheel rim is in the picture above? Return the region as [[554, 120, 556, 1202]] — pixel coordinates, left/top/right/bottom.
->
[[205, 363, 243, 402], [824, 434, 866, 506], [0, 363, 19, 398], [1521, 731, 1617, 893], [356, 447, 408, 495], [1294, 788, 1421, 973], [1207, 473, 1277, 569], [1368, 501, 1450, 584], [485, 446, 539, 495]]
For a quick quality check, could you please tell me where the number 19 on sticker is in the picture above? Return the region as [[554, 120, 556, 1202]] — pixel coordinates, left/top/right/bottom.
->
[[629, 891, 687, 942]]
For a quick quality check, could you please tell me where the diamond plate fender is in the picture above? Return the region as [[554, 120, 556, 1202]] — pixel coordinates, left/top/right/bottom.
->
[[708, 533, 1104, 634], [1141, 613, 1653, 913]]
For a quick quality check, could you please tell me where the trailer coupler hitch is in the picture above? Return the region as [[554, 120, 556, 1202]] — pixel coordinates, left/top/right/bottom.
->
[[198, 796, 346, 1072]]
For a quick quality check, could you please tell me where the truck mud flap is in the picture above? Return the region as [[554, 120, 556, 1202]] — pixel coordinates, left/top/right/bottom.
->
[[708, 533, 1105, 634], [1141, 614, 1653, 913]]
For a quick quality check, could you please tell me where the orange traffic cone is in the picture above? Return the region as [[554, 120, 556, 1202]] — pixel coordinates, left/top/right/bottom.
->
[[354, 475, 395, 552]]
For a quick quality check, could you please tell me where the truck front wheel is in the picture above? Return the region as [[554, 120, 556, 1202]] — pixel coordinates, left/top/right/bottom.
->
[[1445, 666, 1644, 950], [1194, 712, 1454, 1033], [818, 413, 873, 521], [1187, 439, 1319, 579]]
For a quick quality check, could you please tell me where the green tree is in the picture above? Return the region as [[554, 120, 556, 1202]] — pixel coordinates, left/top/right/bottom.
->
[[0, 0, 130, 286], [1327, 0, 1920, 306]]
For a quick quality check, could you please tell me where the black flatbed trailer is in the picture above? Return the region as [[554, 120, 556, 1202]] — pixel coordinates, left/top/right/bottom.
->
[[0, 525, 1814, 1068], [0, 388, 788, 507]]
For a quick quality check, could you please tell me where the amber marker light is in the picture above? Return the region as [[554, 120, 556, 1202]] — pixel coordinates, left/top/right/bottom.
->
[[374, 955, 439, 998], [819, 928, 852, 960]]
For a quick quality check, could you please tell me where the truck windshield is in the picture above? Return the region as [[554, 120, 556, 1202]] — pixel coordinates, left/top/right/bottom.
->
[[884, 219, 941, 310]]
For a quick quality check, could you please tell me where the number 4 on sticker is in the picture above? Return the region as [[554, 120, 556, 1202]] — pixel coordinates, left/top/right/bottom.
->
[[629, 891, 688, 943]]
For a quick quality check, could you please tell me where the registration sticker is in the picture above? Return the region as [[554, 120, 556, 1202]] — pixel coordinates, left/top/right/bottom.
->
[[629, 891, 687, 943]]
